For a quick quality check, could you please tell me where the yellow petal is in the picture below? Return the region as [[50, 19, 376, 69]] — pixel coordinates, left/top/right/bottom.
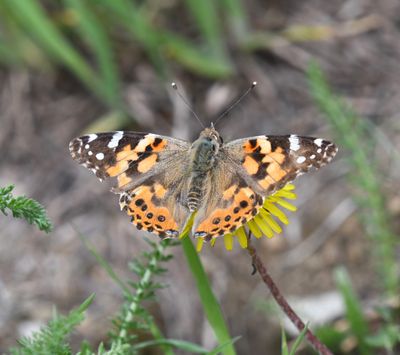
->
[[224, 234, 234, 251], [248, 219, 263, 239], [275, 198, 297, 212], [261, 212, 283, 233], [235, 227, 248, 248], [196, 238, 204, 252], [254, 215, 274, 238], [284, 183, 295, 191], [274, 190, 297, 200], [263, 202, 289, 224]]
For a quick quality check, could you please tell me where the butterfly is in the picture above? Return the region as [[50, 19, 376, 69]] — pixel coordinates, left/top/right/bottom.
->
[[69, 125, 337, 241]]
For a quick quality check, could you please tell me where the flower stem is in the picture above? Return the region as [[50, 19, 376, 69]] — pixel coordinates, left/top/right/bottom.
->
[[181, 236, 236, 355], [246, 238, 333, 355]]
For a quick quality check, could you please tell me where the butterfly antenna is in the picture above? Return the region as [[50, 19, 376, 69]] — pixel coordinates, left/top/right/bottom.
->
[[171, 82, 205, 129], [213, 81, 257, 127]]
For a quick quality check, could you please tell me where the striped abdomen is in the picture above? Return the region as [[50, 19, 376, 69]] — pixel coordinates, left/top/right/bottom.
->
[[187, 172, 207, 212], [186, 131, 220, 212]]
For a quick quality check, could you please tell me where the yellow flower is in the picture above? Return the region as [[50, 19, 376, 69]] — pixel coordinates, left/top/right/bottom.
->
[[180, 184, 297, 252]]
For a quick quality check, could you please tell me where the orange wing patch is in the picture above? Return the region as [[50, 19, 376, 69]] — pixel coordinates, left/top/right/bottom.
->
[[222, 184, 237, 200], [242, 156, 259, 175], [115, 144, 139, 161], [241, 139, 289, 192], [107, 159, 129, 177], [119, 185, 179, 238], [137, 153, 158, 173], [262, 146, 285, 164], [243, 138, 271, 154], [194, 186, 264, 240], [104, 136, 168, 188]]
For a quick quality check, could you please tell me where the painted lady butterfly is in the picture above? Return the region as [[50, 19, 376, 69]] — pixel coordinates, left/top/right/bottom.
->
[[69, 125, 337, 241]]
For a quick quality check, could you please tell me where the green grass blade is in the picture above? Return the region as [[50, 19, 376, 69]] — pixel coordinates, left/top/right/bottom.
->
[[163, 33, 233, 78], [281, 324, 309, 355], [183, 0, 224, 56], [281, 327, 289, 355], [133, 338, 208, 353], [77, 231, 131, 295], [219, 0, 248, 41], [289, 323, 309, 355], [3, 0, 111, 104], [334, 267, 371, 355], [99, 0, 232, 78], [181, 236, 236, 355], [147, 323, 175, 355], [208, 336, 241, 355], [64, 0, 121, 107], [0, 40, 21, 65], [98, 0, 166, 76]]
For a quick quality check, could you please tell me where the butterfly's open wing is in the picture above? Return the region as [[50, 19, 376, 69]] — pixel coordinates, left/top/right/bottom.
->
[[192, 135, 337, 240], [69, 131, 191, 238], [224, 135, 338, 194]]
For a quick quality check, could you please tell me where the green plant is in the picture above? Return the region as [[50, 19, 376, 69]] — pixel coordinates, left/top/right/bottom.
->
[[9, 234, 238, 354], [181, 236, 237, 355], [82, 236, 230, 354], [307, 62, 398, 296], [365, 306, 400, 353], [335, 267, 371, 355], [0, 184, 52, 232], [316, 267, 400, 354], [281, 324, 309, 355], [10, 294, 95, 355]]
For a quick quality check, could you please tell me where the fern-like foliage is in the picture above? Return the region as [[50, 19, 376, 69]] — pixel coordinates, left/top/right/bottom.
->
[[10, 294, 94, 355], [8, 236, 210, 354], [111, 238, 178, 351], [0, 185, 52, 232]]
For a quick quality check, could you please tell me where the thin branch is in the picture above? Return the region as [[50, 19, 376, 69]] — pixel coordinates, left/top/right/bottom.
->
[[246, 236, 333, 355]]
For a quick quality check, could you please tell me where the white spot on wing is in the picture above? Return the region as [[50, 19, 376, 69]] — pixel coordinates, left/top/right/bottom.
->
[[314, 138, 323, 147], [108, 131, 123, 149], [317, 148, 322, 153], [310, 154, 316, 159], [296, 156, 306, 164], [87, 134, 98, 143], [96, 152, 105, 160], [85, 144, 90, 149], [289, 135, 300, 151], [88, 151, 93, 156]]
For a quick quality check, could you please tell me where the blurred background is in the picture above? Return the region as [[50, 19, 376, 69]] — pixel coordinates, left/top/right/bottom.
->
[[0, 0, 399, 353]]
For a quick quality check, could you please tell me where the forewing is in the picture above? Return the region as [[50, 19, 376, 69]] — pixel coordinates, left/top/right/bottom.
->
[[69, 131, 191, 238], [223, 135, 338, 194]]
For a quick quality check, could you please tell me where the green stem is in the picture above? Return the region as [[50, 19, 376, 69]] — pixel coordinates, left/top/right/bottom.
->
[[181, 237, 236, 355]]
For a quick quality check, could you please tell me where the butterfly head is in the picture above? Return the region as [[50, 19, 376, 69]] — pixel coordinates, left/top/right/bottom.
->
[[200, 125, 223, 144]]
